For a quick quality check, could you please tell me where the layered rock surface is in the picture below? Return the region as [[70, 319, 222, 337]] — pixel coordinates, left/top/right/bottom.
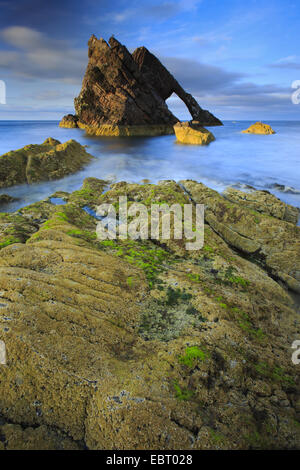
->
[[0, 179, 299, 450], [181, 180, 300, 293], [0, 138, 94, 188], [60, 36, 221, 136], [224, 187, 299, 225]]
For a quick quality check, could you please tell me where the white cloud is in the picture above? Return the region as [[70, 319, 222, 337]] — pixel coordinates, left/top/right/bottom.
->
[[192, 32, 232, 46], [162, 56, 292, 118], [0, 25, 295, 120], [89, 0, 203, 26], [160, 56, 243, 93], [269, 56, 300, 70], [0, 26, 86, 82], [277, 56, 298, 63], [2, 26, 43, 49]]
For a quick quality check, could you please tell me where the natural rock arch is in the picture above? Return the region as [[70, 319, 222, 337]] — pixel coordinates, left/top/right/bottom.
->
[[60, 36, 222, 135], [165, 92, 193, 121], [132, 46, 222, 126]]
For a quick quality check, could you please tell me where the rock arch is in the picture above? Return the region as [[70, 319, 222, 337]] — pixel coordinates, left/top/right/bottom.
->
[[132, 46, 222, 126], [60, 36, 222, 135]]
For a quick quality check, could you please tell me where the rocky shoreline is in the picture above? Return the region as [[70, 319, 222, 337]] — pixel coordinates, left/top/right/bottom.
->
[[0, 177, 299, 449], [0, 138, 94, 189]]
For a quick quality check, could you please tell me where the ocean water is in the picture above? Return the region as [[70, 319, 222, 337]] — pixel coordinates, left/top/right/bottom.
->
[[0, 120, 300, 215]]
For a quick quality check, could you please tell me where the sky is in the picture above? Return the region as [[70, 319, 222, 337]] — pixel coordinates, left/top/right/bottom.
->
[[0, 0, 300, 120]]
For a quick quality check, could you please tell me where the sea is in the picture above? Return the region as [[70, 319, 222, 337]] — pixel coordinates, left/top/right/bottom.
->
[[0, 120, 300, 217]]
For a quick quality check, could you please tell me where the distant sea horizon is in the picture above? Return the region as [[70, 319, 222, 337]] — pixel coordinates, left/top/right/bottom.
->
[[0, 119, 299, 224], [1, 119, 300, 122]]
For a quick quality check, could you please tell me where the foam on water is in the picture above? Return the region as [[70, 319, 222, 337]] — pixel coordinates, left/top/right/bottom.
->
[[0, 120, 299, 213]]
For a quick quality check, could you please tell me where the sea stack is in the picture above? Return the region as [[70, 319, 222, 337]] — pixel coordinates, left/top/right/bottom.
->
[[242, 122, 276, 135], [59, 35, 222, 136]]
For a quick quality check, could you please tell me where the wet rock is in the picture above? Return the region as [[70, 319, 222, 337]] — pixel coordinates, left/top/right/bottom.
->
[[0, 138, 95, 188], [181, 180, 300, 293], [59, 114, 79, 129], [78, 123, 175, 137], [174, 121, 215, 145], [60, 36, 221, 136], [0, 194, 18, 205], [68, 177, 108, 207], [43, 137, 61, 146], [0, 420, 81, 450], [0, 179, 299, 450], [268, 183, 300, 195], [242, 122, 276, 135], [0, 212, 39, 249], [224, 187, 299, 224]]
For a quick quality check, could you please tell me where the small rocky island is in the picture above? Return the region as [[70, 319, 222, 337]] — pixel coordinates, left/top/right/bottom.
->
[[242, 122, 276, 135], [0, 138, 94, 188], [60, 35, 222, 136]]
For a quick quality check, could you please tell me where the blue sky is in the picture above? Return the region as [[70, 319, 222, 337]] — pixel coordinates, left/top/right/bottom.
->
[[0, 0, 300, 120]]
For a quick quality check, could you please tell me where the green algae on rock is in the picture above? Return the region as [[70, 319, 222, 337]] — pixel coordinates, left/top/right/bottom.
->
[[0, 212, 39, 249], [0, 138, 95, 189], [0, 178, 299, 450], [224, 186, 299, 225]]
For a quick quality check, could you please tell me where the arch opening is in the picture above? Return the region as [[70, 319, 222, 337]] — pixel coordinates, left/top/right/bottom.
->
[[165, 92, 193, 122]]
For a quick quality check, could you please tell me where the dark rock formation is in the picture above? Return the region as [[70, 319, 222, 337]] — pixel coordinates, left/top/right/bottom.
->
[[132, 46, 223, 126], [60, 35, 222, 136]]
